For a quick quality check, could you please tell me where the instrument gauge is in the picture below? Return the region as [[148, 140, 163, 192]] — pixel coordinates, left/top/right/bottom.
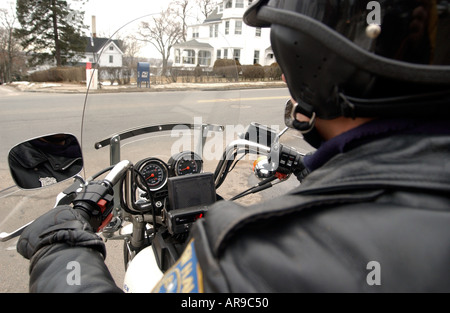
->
[[171, 152, 203, 176], [136, 159, 168, 191]]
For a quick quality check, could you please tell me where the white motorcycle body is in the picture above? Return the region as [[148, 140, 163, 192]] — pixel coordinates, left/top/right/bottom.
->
[[122, 246, 163, 293]]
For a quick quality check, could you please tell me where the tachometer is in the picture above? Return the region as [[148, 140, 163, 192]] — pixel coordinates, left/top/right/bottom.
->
[[136, 159, 168, 191], [169, 151, 203, 176]]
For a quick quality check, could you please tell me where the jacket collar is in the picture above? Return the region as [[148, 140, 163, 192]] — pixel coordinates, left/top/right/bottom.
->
[[299, 119, 450, 194], [303, 118, 450, 172]]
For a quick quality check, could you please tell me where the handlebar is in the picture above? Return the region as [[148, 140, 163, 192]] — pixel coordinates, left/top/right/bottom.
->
[[104, 160, 132, 187]]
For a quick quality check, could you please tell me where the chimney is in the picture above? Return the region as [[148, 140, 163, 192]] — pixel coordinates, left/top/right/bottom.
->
[[92, 15, 97, 38]]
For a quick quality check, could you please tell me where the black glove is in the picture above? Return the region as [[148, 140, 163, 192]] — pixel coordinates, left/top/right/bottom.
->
[[293, 167, 311, 183], [72, 181, 114, 232], [17, 205, 105, 261]]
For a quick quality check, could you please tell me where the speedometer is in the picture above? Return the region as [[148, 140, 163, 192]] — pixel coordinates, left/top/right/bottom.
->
[[169, 151, 203, 176], [136, 159, 168, 191]]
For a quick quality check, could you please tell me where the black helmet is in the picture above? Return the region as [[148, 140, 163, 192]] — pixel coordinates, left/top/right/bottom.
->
[[244, 0, 450, 120]]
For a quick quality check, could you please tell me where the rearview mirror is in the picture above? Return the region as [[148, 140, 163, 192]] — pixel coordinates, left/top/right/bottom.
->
[[8, 134, 83, 190]]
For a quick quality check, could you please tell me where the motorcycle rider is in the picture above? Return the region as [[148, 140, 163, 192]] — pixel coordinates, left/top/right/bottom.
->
[[17, 0, 450, 292]]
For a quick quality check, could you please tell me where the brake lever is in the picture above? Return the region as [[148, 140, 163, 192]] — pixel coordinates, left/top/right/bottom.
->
[[54, 175, 86, 207], [0, 221, 34, 242]]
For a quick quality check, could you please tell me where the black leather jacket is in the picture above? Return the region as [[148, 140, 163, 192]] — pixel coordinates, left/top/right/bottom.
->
[[193, 126, 450, 292], [17, 119, 450, 292]]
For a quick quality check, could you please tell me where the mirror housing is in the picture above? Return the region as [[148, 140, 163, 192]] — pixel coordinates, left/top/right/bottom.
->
[[242, 122, 278, 147], [8, 134, 83, 190], [284, 99, 297, 128]]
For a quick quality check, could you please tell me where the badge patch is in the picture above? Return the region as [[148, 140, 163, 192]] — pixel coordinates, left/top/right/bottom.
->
[[153, 239, 203, 293], [39, 177, 57, 187]]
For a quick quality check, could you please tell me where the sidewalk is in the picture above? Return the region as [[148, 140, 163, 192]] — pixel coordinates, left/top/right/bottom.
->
[[8, 80, 287, 94]]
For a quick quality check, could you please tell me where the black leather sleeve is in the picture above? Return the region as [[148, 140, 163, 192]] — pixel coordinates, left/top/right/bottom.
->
[[29, 244, 122, 293], [17, 205, 122, 293]]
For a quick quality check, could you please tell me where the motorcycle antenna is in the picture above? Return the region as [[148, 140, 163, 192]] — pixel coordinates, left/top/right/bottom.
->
[[79, 12, 160, 177]]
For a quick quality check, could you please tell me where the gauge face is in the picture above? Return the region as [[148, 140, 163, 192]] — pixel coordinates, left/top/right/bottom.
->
[[138, 159, 168, 191], [174, 152, 203, 176]]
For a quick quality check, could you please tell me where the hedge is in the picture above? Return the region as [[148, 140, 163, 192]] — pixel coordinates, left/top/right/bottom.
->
[[30, 66, 85, 82]]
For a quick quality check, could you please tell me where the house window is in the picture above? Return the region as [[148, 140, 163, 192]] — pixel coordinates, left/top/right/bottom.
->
[[225, 21, 230, 35], [236, 0, 244, 8], [214, 24, 219, 37], [255, 27, 261, 37], [210, 25, 213, 37], [175, 49, 181, 64], [225, 0, 232, 8], [109, 45, 114, 51], [233, 49, 241, 62], [192, 27, 199, 38], [235, 21, 242, 35], [254, 50, 260, 64], [217, 49, 222, 59], [198, 51, 211, 66], [183, 49, 196, 64], [109, 55, 114, 63], [224, 49, 228, 59]]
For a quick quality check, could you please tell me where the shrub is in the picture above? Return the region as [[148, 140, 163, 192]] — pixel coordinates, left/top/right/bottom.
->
[[30, 67, 85, 82], [242, 64, 265, 81], [213, 59, 241, 81], [264, 62, 282, 80]]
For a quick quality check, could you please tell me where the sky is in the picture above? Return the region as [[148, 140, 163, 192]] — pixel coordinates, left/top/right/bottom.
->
[[0, 0, 171, 36], [0, 0, 174, 57], [82, 0, 171, 38]]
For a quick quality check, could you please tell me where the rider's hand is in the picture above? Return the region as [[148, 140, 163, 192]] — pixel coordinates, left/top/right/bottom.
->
[[72, 181, 114, 232], [17, 205, 105, 261]]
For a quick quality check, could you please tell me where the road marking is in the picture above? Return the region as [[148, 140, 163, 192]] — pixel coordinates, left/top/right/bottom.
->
[[197, 96, 287, 103]]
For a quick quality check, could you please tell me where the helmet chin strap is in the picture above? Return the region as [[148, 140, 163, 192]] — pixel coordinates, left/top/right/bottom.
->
[[290, 104, 324, 149]]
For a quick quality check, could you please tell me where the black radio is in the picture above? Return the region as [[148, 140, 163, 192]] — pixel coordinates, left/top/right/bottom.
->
[[166, 172, 216, 235]]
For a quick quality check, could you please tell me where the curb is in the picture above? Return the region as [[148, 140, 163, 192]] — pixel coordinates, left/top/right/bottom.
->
[[8, 81, 287, 94]]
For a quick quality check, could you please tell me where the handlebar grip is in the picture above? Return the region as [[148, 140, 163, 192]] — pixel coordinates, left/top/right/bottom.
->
[[104, 160, 132, 186]]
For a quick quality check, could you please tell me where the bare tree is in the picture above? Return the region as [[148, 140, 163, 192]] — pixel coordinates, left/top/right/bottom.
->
[[0, 4, 26, 82], [137, 8, 183, 76], [114, 33, 142, 68], [170, 0, 191, 42], [196, 0, 218, 21]]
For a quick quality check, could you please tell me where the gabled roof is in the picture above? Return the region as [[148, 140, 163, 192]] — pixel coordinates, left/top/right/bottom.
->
[[203, 7, 223, 23], [84, 37, 123, 54], [174, 39, 213, 49]]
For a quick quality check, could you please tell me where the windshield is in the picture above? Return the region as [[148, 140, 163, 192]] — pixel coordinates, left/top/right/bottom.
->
[[0, 6, 313, 293]]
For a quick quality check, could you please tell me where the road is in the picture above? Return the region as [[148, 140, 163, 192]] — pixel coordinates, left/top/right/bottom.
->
[[0, 85, 314, 292]]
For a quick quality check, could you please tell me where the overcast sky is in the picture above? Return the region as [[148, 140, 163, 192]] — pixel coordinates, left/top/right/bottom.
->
[[83, 0, 170, 38], [0, 0, 170, 36], [0, 0, 173, 57]]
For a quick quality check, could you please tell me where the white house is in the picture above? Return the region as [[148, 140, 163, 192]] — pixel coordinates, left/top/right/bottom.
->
[[172, 0, 274, 68], [79, 37, 124, 67]]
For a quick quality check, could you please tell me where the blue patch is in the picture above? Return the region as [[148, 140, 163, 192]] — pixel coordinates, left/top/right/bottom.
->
[[153, 239, 203, 293]]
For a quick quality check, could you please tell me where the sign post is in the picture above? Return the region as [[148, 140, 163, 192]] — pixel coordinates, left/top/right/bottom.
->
[[86, 62, 98, 90]]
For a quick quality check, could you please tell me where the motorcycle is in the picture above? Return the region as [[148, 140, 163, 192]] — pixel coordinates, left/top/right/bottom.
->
[[0, 13, 312, 293]]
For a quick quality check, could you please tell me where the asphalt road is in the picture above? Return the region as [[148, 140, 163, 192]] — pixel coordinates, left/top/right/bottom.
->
[[0, 85, 314, 292]]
